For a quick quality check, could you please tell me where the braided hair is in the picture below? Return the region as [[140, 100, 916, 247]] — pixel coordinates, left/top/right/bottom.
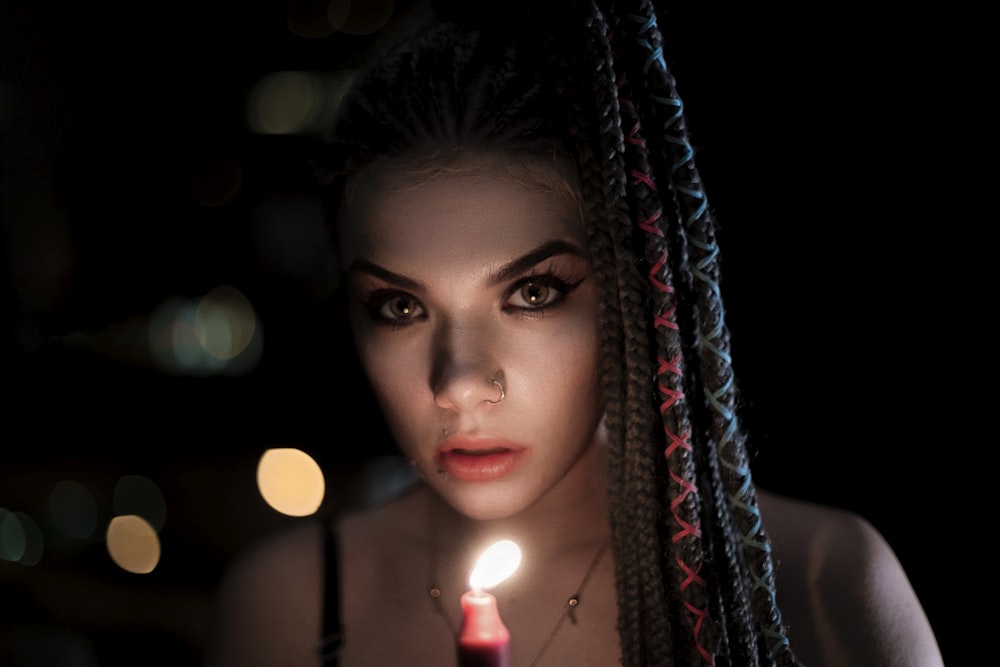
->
[[319, 1, 803, 665]]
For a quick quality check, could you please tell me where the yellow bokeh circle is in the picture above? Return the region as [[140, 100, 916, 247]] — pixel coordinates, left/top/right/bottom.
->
[[256, 448, 326, 517], [106, 515, 160, 574]]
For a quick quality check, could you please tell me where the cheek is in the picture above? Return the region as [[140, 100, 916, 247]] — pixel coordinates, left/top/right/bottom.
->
[[358, 341, 410, 401], [350, 315, 420, 419], [522, 317, 603, 415]]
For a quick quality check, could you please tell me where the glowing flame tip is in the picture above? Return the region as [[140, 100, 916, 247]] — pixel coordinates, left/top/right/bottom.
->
[[469, 539, 521, 590]]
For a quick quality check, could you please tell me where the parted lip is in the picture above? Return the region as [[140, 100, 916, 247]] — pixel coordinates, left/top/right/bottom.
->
[[435, 437, 529, 482], [437, 436, 525, 455]]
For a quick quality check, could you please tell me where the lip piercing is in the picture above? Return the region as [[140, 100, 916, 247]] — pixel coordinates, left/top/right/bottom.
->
[[487, 376, 505, 404]]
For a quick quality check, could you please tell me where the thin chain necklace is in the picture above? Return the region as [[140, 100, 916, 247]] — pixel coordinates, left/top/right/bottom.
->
[[428, 536, 610, 667]]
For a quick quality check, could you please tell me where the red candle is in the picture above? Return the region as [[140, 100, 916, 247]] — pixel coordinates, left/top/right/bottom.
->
[[456, 540, 521, 667], [457, 588, 511, 666]]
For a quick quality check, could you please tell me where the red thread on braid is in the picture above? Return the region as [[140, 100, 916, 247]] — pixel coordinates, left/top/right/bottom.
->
[[653, 309, 677, 331], [618, 48, 714, 664], [628, 124, 644, 146], [630, 168, 656, 190], [678, 562, 714, 665], [671, 518, 700, 543], [682, 599, 715, 665], [658, 384, 682, 412], [677, 558, 705, 591], [668, 456, 699, 543], [638, 208, 664, 237], [649, 251, 672, 293], [657, 352, 682, 413], [664, 426, 690, 457], [657, 354, 682, 377]]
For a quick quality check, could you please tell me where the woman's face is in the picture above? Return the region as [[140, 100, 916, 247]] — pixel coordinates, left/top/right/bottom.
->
[[338, 157, 604, 520]]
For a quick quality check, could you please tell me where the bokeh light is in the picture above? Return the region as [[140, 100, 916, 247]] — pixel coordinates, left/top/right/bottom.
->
[[49, 480, 99, 540], [256, 448, 326, 517], [0, 508, 23, 561], [106, 515, 160, 575], [194, 285, 257, 362], [246, 71, 323, 136], [113, 475, 167, 533], [148, 286, 262, 376], [358, 455, 419, 506], [245, 68, 356, 139], [0, 509, 44, 566]]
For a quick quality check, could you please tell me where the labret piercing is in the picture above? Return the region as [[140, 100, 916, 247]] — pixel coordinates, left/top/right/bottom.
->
[[487, 375, 505, 404]]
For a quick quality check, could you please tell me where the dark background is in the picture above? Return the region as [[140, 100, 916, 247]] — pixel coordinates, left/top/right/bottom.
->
[[2, 1, 954, 665]]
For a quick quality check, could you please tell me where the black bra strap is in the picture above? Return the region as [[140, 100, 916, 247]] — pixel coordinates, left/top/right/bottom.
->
[[317, 526, 344, 665]]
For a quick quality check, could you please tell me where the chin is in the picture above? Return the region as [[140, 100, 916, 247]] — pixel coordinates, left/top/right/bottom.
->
[[441, 485, 531, 522]]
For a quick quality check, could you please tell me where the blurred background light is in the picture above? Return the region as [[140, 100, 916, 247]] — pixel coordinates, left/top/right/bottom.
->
[[113, 475, 167, 533], [106, 515, 160, 574], [194, 285, 257, 362], [0, 509, 44, 566], [246, 71, 323, 136], [0, 508, 24, 561], [148, 286, 262, 376], [245, 69, 356, 138], [256, 447, 326, 516], [357, 455, 418, 506], [49, 480, 99, 541]]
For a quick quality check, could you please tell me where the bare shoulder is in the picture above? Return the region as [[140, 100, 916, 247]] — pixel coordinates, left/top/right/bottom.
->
[[757, 489, 944, 667], [201, 479, 423, 667], [202, 519, 327, 667]]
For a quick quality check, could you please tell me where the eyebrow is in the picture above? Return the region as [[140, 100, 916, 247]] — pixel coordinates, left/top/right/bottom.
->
[[345, 239, 587, 289], [487, 239, 586, 286], [345, 259, 422, 290]]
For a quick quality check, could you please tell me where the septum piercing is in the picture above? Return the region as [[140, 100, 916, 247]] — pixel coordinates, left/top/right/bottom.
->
[[487, 376, 505, 404]]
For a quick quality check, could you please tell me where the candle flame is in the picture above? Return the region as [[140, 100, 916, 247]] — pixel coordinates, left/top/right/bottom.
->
[[469, 539, 522, 590]]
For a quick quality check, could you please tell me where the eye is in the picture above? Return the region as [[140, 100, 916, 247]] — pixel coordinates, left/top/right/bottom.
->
[[510, 281, 557, 308], [504, 274, 582, 312], [367, 291, 425, 324]]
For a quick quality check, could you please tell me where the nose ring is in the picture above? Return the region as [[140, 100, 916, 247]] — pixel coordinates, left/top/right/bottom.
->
[[487, 376, 505, 404]]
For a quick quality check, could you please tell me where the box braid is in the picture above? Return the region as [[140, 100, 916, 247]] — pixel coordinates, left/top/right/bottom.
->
[[564, 2, 802, 665], [317, 1, 802, 665]]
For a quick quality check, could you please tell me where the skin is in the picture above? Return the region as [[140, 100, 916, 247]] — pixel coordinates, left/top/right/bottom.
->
[[201, 153, 945, 667]]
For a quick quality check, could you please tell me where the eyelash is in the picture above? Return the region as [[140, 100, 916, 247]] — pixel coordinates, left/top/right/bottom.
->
[[502, 272, 583, 316], [363, 290, 423, 330], [361, 271, 585, 328]]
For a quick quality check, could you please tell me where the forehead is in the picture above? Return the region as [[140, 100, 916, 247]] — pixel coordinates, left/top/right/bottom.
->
[[338, 154, 585, 265]]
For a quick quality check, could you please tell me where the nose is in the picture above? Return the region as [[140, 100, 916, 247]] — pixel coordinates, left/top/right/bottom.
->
[[430, 315, 503, 411]]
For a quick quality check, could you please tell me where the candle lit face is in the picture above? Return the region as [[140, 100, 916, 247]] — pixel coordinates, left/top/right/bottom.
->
[[338, 153, 604, 519]]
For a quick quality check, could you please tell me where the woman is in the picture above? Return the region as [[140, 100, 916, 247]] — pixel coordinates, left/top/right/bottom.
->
[[203, 1, 944, 665]]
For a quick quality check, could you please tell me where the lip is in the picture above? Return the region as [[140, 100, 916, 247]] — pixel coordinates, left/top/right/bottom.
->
[[436, 438, 528, 482]]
